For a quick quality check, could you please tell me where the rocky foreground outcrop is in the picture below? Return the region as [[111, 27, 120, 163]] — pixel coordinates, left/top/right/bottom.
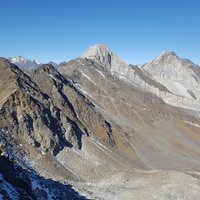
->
[[0, 151, 87, 199]]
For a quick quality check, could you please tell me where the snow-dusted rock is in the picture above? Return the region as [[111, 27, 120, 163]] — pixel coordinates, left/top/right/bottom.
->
[[8, 56, 41, 70]]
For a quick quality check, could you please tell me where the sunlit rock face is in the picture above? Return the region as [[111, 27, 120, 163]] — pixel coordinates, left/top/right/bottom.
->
[[82, 44, 200, 110], [142, 51, 200, 108]]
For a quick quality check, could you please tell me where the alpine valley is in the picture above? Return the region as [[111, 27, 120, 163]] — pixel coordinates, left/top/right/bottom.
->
[[1, 44, 200, 199]]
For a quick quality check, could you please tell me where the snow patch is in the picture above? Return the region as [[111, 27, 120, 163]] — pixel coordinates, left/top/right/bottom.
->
[[95, 68, 106, 78], [75, 84, 94, 99], [76, 59, 84, 66], [46, 73, 57, 81], [96, 140, 111, 152], [90, 137, 112, 155], [81, 72, 97, 86], [184, 121, 200, 128]]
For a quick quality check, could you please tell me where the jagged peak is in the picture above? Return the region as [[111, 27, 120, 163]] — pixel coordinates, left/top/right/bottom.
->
[[157, 51, 179, 60], [81, 44, 114, 68], [47, 61, 58, 68], [33, 64, 69, 84], [9, 56, 27, 63], [82, 44, 112, 58], [34, 64, 58, 75], [144, 51, 180, 67], [81, 44, 124, 70], [8, 56, 41, 70], [150, 51, 199, 68]]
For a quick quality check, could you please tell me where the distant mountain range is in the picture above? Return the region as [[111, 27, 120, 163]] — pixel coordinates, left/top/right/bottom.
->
[[1, 44, 200, 199], [8, 56, 58, 69]]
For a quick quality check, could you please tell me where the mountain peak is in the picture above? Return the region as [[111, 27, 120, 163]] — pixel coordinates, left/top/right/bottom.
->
[[82, 44, 112, 57], [9, 56, 27, 64], [145, 51, 180, 67], [8, 56, 41, 70], [158, 51, 179, 60], [81, 44, 113, 67]]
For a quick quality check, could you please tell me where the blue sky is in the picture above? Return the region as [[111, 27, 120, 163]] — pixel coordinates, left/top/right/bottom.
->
[[0, 0, 199, 64]]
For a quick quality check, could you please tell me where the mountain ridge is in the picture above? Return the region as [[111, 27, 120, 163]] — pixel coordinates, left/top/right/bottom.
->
[[1, 45, 200, 199], [81, 44, 200, 110], [8, 56, 58, 70]]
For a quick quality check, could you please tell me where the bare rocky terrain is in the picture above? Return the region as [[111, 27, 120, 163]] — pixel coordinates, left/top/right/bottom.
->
[[0, 44, 200, 199]]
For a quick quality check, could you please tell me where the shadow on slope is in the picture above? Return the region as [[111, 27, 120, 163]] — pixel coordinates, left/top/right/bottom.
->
[[0, 155, 88, 200]]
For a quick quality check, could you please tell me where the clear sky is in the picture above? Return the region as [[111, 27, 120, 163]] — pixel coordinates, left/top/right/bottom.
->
[[0, 0, 199, 64]]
